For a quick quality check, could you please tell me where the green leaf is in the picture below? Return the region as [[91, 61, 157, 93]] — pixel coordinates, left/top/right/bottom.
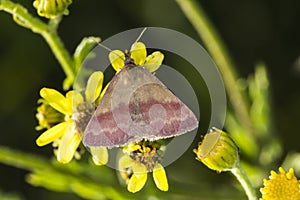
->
[[248, 64, 270, 137], [73, 36, 101, 73]]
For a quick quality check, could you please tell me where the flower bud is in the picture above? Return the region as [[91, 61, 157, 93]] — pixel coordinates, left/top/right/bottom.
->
[[33, 0, 72, 19], [194, 127, 239, 172]]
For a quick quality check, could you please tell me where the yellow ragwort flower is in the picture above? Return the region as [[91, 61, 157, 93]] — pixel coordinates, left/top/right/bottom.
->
[[35, 99, 64, 131], [119, 141, 168, 193], [36, 71, 108, 165], [109, 42, 164, 73], [260, 167, 300, 200]]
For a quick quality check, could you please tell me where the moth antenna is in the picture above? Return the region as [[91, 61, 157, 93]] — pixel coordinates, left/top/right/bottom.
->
[[134, 27, 147, 43], [90, 38, 113, 53], [90, 38, 125, 61], [90, 28, 147, 61]]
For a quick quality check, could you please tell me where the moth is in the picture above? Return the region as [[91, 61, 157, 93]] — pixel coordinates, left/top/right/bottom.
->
[[83, 35, 198, 149]]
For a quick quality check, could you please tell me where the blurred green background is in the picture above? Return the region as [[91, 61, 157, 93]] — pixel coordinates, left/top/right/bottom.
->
[[0, 0, 300, 199]]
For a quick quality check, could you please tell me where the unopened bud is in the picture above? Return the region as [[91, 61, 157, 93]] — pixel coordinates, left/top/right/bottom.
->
[[194, 127, 239, 172], [33, 0, 72, 19]]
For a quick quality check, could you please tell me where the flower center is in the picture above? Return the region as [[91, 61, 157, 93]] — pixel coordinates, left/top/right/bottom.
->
[[72, 102, 95, 134], [125, 140, 163, 171]]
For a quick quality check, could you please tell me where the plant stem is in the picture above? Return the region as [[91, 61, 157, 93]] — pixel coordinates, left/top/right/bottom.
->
[[231, 164, 257, 200], [41, 27, 75, 83], [0, 0, 75, 85], [175, 0, 255, 138], [0, 0, 46, 32], [0, 145, 49, 170], [0, 146, 130, 200]]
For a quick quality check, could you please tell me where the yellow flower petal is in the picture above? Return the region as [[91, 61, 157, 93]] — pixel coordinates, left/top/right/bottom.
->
[[35, 101, 64, 130], [85, 71, 104, 103], [36, 121, 71, 146], [130, 42, 146, 66], [123, 143, 141, 153], [109, 50, 125, 71], [132, 162, 148, 178], [57, 127, 82, 164], [40, 88, 72, 115], [90, 147, 108, 165], [66, 90, 84, 109], [152, 163, 169, 191], [119, 154, 133, 169], [144, 51, 164, 73], [127, 173, 147, 193], [260, 167, 300, 200]]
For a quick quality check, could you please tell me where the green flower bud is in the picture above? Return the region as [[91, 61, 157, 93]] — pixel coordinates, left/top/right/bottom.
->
[[194, 127, 239, 172], [33, 0, 72, 19]]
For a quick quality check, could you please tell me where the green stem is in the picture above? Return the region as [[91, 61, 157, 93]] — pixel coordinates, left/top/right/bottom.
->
[[0, 145, 49, 170], [175, 0, 255, 138], [0, 146, 129, 200], [231, 164, 257, 200], [41, 27, 75, 83], [0, 0, 46, 32], [0, 0, 75, 84]]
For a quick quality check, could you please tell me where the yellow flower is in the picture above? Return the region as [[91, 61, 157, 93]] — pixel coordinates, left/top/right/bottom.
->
[[119, 141, 168, 193], [35, 99, 64, 131], [260, 167, 300, 200], [109, 42, 164, 73], [36, 71, 108, 164]]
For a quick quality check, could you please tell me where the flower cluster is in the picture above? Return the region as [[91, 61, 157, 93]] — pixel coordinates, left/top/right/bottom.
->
[[260, 167, 300, 200], [119, 141, 168, 193], [36, 71, 108, 165], [36, 41, 168, 193]]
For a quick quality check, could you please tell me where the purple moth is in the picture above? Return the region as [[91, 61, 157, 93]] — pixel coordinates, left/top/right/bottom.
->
[[83, 43, 198, 149]]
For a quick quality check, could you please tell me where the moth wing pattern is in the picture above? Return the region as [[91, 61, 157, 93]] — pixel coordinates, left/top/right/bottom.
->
[[83, 65, 198, 148]]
